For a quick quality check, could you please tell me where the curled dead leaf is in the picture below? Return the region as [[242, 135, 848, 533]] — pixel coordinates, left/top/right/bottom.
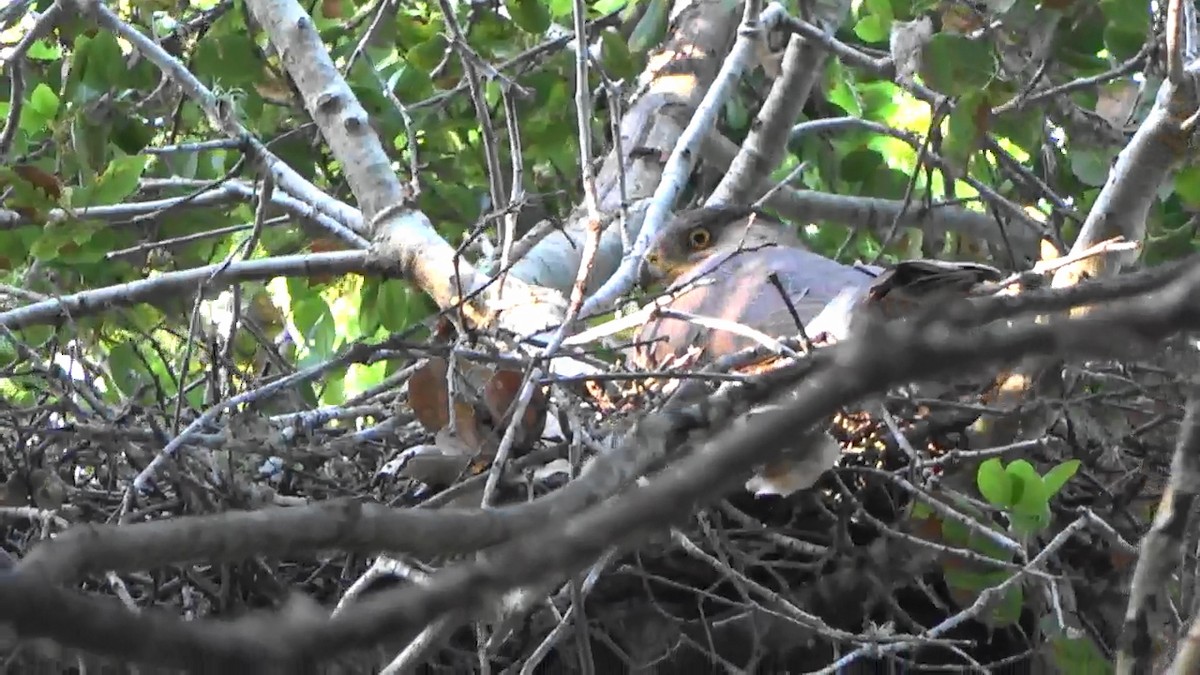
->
[[408, 357, 513, 457], [482, 368, 548, 449], [410, 357, 452, 432]]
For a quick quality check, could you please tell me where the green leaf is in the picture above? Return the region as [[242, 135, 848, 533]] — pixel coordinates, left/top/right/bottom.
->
[[193, 26, 261, 89], [986, 583, 1024, 627], [506, 0, 551, 33], [969, 524, 1013, 561], [976, 458, 1013, 508], [293, 294, 337, 363], [991, 105, 1044, 155], [942, 94, 988, 173], [377, 280, 431, 332], [406, 34, 450, 71], [1005, 460, 1047, 514], [920, 34, 995, 97], [910, 500, 933, 519], [1000, 460, 1052, 533], [1049, 631, 1115, 675], [594, 0, 630, 12], [629, 0, 670, 53], [346, 360, 390, 398], [856, 0, 893, 40], [825, 60, 862, 117], [547, 0, 573, 18], [15, 325, 54, 351], [319, 367, 345, 406], [1099, 0, 1149, 59], [1099, 0, 1150, 33], [1175, 166, 1200, 208], [77, 32, 125, 91], [26, 40, 61, 61], [21, 83, 60, 133], [1043, 459, 1081, 498], [855, 81, 901, 122], [865, 0, 893, 22], [853, 15, 889, 43], [89, 155, 151, 206], [724, 97, 750, 132], [111, 113, 155, 156], [390, 63, 434, 101], [940, 515, 972, 547], [599, 28, 638, 80], [1103, 26, 1144, 61], [840, 148, 883, 184], [106, 341, 146, 398], [1010, 509, 1050, 535], [1069, 147, 1116, 187], [943, 567, 990, 593], [358, 279, 382, 337]]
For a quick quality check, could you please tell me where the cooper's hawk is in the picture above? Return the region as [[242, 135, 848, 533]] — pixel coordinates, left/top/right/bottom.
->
[[636, 205, 1002, 367], [634, 205, 1004, 497]]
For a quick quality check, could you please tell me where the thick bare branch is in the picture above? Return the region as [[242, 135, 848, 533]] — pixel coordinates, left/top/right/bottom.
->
[[579, 3, 793, 317], [707, 29, 827, 205], [231, 0, 569, 334], [0, 252, 371, 330], [7, 258, 1200, 669], [505, 0, 744, 293], [1052, 0, 1200, 287], [1117, 387, 1200, 673]]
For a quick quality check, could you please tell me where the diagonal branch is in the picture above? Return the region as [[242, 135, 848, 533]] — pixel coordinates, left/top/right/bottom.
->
[[7, 257, 1200, 669]]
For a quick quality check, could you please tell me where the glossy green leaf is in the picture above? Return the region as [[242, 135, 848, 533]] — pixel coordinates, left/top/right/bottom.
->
[[377, 280, 431, 332], [106, 341, 146, 398], [594, 0, 630, 12], [853, 15, 889, 43], [942, 94, 988, 173], [1005, 460, 1046, 510], [358, 279, 383, 338], [1175, 166, 1200, 207], [21, 83, 60, 133], [27, 40, 61, 61], [1099, 0, 1149, 31], [1049, 631, 1115, 675], [940, 514, 972, 547], [88, 155, 150, 206], [920, 35, 995, 97], [1043, 459, 1081, 498], [77, 32, 125, 91], [110, 114, 155, 156], [976, 458, 1013, 508], [506, 0, 552, 33], [1070, 147, 1116, 187], [986, 583, 1024, 628], [600, 28, 638, 80], [629, 0, 670, 52], [825, 61, 862, 117], [840, 148, 884, 184], [406, 34, 450, 71]]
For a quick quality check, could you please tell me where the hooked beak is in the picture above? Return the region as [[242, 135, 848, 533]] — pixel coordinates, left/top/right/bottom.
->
[[638, 253, 666, 290]]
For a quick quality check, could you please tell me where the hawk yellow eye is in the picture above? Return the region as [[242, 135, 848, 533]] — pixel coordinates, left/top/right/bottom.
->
[[688, 228, 711, 250]]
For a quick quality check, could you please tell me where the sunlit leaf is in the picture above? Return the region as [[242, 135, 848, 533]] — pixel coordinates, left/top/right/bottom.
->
[[976, 458, 1013, 508]]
